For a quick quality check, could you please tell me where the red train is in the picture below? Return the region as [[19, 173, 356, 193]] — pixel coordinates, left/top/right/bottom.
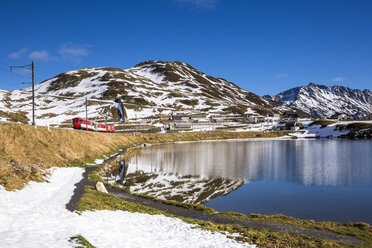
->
[[72, 117, 115, 132]]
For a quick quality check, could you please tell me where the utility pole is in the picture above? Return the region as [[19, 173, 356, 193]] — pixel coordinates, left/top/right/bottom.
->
[[10, 61, 35, 125], [31, 62, 35, 126], [85, 97, 88, 130], [105, 116, 107, 133]]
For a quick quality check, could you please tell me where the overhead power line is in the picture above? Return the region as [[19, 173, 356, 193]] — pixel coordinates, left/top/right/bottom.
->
[[9, 62, 36, 126]]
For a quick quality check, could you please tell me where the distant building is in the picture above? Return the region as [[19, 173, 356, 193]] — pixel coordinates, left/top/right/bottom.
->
[[165, 121, 226, 131], [274, 120, 302, 131], [246, 115, 265, 124], [283, 111, 312, 122], [189, 114, 208, 122], [274, 123, 287, 131], [159, 114, 172, 120], [173, 115, 191, 121], [166, 122, 191, 130]]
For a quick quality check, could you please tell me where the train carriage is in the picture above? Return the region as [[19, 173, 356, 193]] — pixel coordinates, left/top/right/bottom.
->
[[72, 117, 115, 132]]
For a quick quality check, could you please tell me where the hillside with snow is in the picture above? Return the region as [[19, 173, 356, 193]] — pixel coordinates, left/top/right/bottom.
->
[[0, 61, 285, 126], [264, 83, 372, 119]]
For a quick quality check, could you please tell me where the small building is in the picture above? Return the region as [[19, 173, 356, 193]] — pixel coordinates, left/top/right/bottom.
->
[[274, 123, 287, 131], [173, 115, 191, 121], [165, 122, 192, 130], [247, 115, 265, 124], [283, 111, 312, 122], [274, 121, 302, 131], [191, 122, 224, 131]]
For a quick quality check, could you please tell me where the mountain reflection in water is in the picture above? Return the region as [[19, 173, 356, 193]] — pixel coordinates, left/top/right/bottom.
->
[[128, 139, 372, 188], [126, 139, 372, 223]]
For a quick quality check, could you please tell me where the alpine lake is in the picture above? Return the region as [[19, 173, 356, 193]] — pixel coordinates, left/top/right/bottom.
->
[[125, 139, 372, 224]]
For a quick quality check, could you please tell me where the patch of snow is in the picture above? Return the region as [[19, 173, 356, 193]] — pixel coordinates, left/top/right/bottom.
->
[[0, 167, 255, 248]]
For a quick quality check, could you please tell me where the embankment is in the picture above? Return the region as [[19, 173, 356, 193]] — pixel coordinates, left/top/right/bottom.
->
[[0, 122, 289, 190]]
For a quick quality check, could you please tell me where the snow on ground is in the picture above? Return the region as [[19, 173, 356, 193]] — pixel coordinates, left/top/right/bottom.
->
[[287, 120, 372, 138], [300, 121, 372, 138], [289, 124, 346, 138], [288, 130, 316, 138], [0, 167, 255, 248]]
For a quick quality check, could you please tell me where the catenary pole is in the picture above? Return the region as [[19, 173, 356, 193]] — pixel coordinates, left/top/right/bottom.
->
[[10, 62, 35, 125], [86, 97, 88, 130], [31, 61, 35, 126]]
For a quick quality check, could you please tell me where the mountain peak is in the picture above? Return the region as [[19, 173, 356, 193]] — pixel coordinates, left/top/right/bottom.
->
[[265, 83, 372, 119], [0, 61, 284, 125]]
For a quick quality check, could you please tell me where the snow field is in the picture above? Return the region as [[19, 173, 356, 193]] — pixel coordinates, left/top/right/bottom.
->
[[0, 167, 256, 248]]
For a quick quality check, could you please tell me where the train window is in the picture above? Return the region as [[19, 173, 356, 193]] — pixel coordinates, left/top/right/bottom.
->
[[79, 120, 83, 123]]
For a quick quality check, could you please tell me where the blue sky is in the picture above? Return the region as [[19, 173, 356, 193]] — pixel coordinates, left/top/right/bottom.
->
[[0, 0, 371, 95]]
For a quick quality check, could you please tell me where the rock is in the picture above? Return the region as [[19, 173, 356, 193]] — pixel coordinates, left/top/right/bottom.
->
[[96, 182, 108, 194]]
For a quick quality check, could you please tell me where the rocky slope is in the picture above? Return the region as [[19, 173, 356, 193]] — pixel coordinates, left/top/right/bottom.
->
[[264, 83, 372, 119], [0, 61, 284, 126]]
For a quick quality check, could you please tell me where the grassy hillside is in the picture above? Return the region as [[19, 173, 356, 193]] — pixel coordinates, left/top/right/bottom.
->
[[0, 122, 289, 190], [0, 122, 137, 190]]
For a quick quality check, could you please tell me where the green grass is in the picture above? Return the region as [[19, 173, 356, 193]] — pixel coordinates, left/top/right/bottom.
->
[[345, 123, 372, 130], [336, 123, 372, 139], [69, 146, 123, 168], [72, 235, 96, 248], [77, 186, 360, 248], [130, 191, 216, 215], [77, 186, 173, 216], [216, 212, 372, 247]]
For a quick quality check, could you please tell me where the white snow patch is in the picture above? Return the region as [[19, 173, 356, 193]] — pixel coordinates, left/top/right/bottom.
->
[[0, 167, 255, 248]]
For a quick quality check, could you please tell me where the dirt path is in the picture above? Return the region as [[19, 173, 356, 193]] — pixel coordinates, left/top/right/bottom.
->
[[66, 148, 363, 247], [65, 148, 126, 212], [104, 185, 362, 246]]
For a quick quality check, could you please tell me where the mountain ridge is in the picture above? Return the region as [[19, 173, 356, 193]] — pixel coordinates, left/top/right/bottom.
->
[[0, 60, 287, 126], [264, 83, 372, 119]]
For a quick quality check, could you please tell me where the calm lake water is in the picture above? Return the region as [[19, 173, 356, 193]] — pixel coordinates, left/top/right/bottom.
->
[[128, 139, 372, 224]]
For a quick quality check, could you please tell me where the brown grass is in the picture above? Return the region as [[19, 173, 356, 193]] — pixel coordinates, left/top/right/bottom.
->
[[310, 119, 336, 128], [0, 122, 136, 190], [38, 113, 58, 118], [0, 110, 28, 123]]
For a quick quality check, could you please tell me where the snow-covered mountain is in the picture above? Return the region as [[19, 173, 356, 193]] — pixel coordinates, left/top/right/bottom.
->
[[264, 83, 372, 119], [0, 61, 283, 126]]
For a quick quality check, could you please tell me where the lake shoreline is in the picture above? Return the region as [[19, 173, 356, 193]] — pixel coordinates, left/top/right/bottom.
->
[[86, 143, 371, 247]]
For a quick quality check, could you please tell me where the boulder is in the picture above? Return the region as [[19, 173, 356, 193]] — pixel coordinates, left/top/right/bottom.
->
[[96, 182, 108, 194]]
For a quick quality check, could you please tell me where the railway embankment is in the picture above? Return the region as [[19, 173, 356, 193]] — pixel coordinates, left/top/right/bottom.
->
[[0, 121, 290, 190]]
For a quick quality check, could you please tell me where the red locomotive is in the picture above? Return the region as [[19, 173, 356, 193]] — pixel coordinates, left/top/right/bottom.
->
[[72, 117, 115, 132]]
